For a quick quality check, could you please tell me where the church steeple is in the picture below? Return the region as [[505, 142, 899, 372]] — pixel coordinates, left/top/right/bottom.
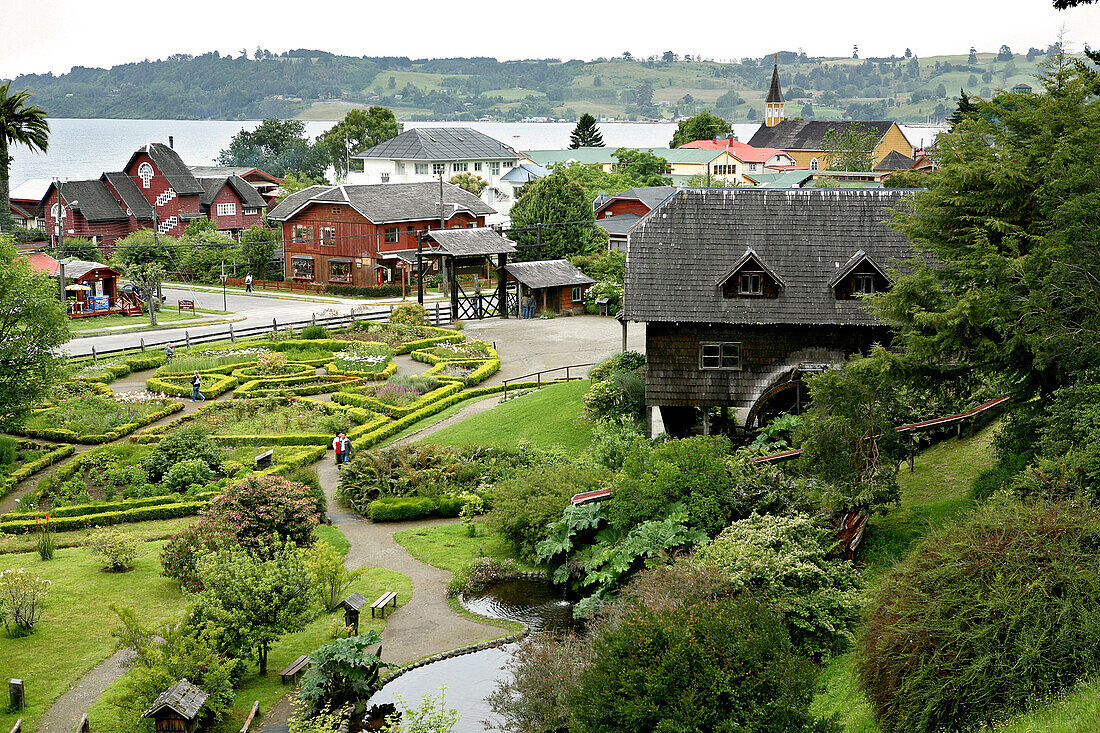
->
[[765, 56, 785, 127]]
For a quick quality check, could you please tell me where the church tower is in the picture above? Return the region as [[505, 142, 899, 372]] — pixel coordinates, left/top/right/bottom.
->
[[765, 57, 785, 127]]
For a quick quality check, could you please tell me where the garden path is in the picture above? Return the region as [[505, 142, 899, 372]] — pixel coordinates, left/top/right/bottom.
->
[[36, 649, 135, 733], [387, 395, 500, 446]]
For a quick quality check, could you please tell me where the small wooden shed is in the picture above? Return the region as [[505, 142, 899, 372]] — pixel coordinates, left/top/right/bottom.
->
[[141, 678, 209, 733], [503, 259, 595, 316], [340, 592, 369, 635]]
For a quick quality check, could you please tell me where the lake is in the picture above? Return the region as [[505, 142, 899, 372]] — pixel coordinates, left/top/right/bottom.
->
[[8, 118, 945, 187]]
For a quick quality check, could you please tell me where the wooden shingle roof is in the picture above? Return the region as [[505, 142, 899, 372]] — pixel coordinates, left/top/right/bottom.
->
[[341, 592, 368, 611], [503, 259, 595, 289], [141, 679, 208, 721], [425, 228, 517, 257], [623, 188, 920, 327]]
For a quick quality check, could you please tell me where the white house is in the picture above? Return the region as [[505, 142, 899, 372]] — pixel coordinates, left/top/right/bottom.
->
[[347, 127, 525, 217]]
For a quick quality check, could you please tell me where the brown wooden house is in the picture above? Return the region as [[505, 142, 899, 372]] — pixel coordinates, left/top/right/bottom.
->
[[623, 187, 918, 437], [503, 259, 595, 316], [141, 678, 209, 733]]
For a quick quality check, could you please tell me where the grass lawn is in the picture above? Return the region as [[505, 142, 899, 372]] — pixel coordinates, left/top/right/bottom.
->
[[393, 520, 536, 573], [0, 541, 188, 733], [70, 308, 228, 332], [0, 516, 195, 555], [422, 380, 594, 453]]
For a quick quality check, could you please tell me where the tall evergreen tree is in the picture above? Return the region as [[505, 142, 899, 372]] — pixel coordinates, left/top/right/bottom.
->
[[570, 113, 605, 149], [0, 83, 49, 228], [946, 90, 979, 128]]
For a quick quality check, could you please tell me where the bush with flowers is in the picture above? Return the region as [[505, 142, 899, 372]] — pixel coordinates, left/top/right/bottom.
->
[[0, 568, 51, 635]]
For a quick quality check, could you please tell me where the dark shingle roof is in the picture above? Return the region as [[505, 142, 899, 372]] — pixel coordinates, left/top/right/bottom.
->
[[354, 127, 520, 160], [504, 259, 595, 289], [61, 258, 119, 280], [197, 176, 267, 208], [766, 62, 784, 104], [52, 180, 128, 222], [127, 143, 203, 196], [268, 182, 494, 223], [748, 121, 898, 151], [874, 150, 916, 171], [197, 177, 225, 207], [624, 188, 919, 326], [426, 227, 517, 256], [595, 212, 643, 237], [141, 679, 208, 721], [341, 592, 368, 611], [595, 186, 678, 215], [101, 172, 154, 221]]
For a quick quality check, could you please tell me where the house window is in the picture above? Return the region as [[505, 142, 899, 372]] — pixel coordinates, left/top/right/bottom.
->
[[293, 225, 312, 244], [852, 273, 876, 295], [453, 162, 468, 173], [384, 227, 399, 243], [489, 162, 501, 175], [415, 163, 430, 175], [572, 286, 583, 302], [291, 257, 315, 279], [473, 162, 482, 172], [810, 157, 819, 171], [700, 342, 741, 370], [216, 202, 237, 217], [138, 162, 154, 188], [432, 163, 446, 176], [329, 260, 351, 283], [396, 163, 406, 174], [321, 227, 335, 246], [381, 173, 390, 183], [738, 272, 764, 296], [244, 208, 259, 216], [749, 163, 758, 171]]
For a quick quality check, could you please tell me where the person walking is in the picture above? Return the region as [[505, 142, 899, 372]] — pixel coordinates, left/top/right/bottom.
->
[[165, 343, 175, 364], [340, 433, 353, 466], [191, 371, 205, 402], [245, 273, 254, 293]]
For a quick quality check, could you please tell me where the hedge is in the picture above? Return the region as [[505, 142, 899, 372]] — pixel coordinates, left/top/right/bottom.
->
[[349, 379, 568, 451], [323, 359, 398, 381], [264, 444, 328, 475], [231, 363, 317, 380], [396, 332, 465, 355], [74, 352, 167, 384], [0, 500, 206, 534], [410, 343, 498, 366], [332, 381, 463, 419], [233, 375, 362, 399], [13, 400, 184, 444], [0, 443, 76, 499], [1, 492, 203, 521], [146, 373, 238, 398], [422, 358, 501, 387], [366, 494, 471, 522]]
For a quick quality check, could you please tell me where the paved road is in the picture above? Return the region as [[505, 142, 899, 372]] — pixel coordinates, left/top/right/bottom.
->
[[64, 287, 448, 357]]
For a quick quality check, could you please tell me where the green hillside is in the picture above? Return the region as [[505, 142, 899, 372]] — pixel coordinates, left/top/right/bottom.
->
[[4, 47, 1063, 123]]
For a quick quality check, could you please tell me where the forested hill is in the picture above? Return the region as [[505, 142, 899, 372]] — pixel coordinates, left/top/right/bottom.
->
[[4, 46, 1056, 123]]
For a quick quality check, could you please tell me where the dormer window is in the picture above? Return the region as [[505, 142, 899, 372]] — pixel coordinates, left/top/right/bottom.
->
[[830, 250, 892, 300], [718, 249, 784, 299]]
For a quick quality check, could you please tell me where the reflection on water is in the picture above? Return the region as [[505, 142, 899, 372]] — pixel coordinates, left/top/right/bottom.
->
[[367, 580, 574, 732]]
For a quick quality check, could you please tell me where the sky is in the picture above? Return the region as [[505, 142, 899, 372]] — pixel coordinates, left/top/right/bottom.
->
[[1, 0, 1098, 79]]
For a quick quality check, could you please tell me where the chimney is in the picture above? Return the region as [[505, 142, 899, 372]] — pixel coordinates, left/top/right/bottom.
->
[[168, 136, 174, 149]]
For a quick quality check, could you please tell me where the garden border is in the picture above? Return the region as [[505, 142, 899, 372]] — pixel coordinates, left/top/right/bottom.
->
[[0, 442, 76, 499]]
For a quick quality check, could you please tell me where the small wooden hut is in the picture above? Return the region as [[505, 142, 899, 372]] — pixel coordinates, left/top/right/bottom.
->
[[141, 678, 209, 733], [503, 259, 595, 316], [340, 592, 369, 635]]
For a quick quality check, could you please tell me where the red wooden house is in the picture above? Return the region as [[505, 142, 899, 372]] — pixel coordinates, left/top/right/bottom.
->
[[121, 142, 204, 237], [197, 175, 267, 235], [592, 186, 678, 252], [268, 182, 495, 287]]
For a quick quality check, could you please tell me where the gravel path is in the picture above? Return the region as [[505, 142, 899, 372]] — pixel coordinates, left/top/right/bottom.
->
[[36, 649, 135, 733]]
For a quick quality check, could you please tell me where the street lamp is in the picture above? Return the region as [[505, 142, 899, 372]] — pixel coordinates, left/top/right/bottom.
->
[[220, 261, 228, 312]]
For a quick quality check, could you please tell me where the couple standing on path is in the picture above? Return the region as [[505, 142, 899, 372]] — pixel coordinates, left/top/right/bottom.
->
[[332, 432, 353, 466]]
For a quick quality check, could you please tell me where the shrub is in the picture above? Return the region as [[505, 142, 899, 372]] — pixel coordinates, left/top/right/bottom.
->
[[486, 632, 595, 733], [306, 540, 364, 612], [300, 324, 329, 339], [390, 302, 427, 327], [447, 556, 516, 596], [0, 436, 16, 466], [161, 458, 214, 494], [369, 496, 438, 522], [490, 464, 608, 560], [858, 498, 1100, 733], [584, 352, 646, 422], [297, 631, 393, 715], [586, 416, 646, 470], [86, 527, 140, 571], [569, 597, 834, 733], [0, 569, 50, 636], [694, 513, 863, 660], [208, 474, 321, 552], [161, 520, 230, 593], [143, 427, 226, 482]]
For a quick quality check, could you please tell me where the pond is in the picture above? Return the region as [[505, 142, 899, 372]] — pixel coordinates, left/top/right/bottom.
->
[[366, 580, 575, 731]]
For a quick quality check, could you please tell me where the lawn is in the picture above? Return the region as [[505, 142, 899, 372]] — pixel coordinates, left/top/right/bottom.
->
[[393, 520, 536, 573], [19, 393, 176, 440], [0, 541, 188, 733], [423, 380, 594, 453], [0, 516, 195, 555], [69, 307, 227, 333]]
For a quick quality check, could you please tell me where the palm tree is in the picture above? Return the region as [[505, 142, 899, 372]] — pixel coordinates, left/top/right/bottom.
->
[[0, 83, 50, 227]]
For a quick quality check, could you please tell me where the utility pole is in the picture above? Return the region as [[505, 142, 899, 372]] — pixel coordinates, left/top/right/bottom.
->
[[55, 180, 66, 304], [148, 206, 159, 327], [221, 259, 227, 311]]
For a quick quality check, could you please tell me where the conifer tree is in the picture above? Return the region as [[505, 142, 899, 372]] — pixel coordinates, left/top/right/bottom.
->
[[569, 114, 605, 149]]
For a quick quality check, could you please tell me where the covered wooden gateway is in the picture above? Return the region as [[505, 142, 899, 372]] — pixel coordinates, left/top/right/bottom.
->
[[503, 259, 595, 316], [141, 679, 209, 733], [402, 227, 519, 320]]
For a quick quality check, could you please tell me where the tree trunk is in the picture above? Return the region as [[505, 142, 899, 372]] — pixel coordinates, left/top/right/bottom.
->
[[259, 643, 268, 676], [0, 135, 11, 227]]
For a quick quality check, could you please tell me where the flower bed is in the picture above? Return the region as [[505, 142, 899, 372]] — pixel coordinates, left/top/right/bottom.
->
[[231, 363, 317, 380], [0, 442, 76, 499], [412, 339, 494, 362], [146, 372, 238, 398], [72, 352, 166, 384], [339, 323, 465, 354], [13, 391, 184, 444], [332, 379, 462, 419], [422, 358, 501, 387], [233, 375, 363, 399], [326, 341, 394, 378]]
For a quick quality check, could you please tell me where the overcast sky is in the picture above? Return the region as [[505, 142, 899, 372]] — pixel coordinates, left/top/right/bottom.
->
[[1, 0, 1097, 79]]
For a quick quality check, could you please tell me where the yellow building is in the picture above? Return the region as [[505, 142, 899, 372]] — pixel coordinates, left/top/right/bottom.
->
[[748, 63, 914, 169]]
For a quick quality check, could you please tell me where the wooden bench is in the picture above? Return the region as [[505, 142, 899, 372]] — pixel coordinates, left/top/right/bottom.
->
[[370, 591, 399, 618], [254, 449, 274, 469], [279, 654, 310, 685]]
